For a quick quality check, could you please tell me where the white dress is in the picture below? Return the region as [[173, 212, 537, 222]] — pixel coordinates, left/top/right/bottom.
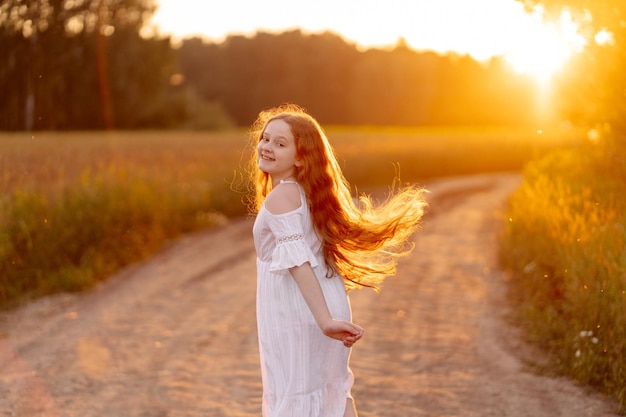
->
[[253, 180, 355, 417]]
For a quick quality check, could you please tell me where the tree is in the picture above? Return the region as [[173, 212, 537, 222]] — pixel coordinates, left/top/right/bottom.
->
[[0, 0, 181, 130]]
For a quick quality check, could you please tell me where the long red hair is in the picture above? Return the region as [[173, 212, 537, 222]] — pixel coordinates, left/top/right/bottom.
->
[[248, 104, 426, 291]]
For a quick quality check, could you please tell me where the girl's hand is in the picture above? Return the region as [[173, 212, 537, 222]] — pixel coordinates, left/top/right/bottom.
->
[[321, 320, 364, 348]]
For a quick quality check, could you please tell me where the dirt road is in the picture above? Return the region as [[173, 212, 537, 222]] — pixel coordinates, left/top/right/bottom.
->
[[0, 173, 617, 417]]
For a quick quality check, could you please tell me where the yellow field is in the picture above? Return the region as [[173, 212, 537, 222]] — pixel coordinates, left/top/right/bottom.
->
[[1, 125, 582, 192], [0, 126, 582, 308]]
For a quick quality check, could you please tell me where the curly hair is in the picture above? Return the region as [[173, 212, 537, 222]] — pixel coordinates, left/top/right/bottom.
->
[[248, 104, 427, 291]]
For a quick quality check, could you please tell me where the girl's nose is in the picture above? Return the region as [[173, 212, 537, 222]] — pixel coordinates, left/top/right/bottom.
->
[[259, 141, 271, 152]]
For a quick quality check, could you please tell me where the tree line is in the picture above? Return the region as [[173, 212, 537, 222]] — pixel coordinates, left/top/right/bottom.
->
[[1, 0, 624, 133], [0, 0, 180, 130], [178, 31, 543, 127]]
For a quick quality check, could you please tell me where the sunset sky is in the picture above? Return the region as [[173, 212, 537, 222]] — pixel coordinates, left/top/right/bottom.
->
[[149, 0, 586, 81]]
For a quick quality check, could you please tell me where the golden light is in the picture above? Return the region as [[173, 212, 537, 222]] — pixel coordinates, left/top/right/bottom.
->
[[504, 23, 571, 82], [502, 9, 586, 84], [595, 29, 615, 46], [149, 0, 587, 83]]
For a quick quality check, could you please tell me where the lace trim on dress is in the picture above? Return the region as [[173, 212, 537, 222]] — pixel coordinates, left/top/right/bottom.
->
[[270, 238, 319, 273], [276, 233, 305, 244]]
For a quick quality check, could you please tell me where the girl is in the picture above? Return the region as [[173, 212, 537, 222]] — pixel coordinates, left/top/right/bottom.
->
[[249, 104, 426, 417]]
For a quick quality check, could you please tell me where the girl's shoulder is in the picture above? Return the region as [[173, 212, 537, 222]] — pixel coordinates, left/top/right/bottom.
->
[[264, 181, 302, 215]]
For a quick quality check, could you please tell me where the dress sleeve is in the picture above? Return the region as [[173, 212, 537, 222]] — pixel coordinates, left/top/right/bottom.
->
[[267, 211, 319, 274]]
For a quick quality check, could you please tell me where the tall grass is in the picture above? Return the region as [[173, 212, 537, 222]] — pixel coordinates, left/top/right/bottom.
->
[[1, 126, 581, 309], [0, 131, 247, 308], [499, 140, 626, 411]]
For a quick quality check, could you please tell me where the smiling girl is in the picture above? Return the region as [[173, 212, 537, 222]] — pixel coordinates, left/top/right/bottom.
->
[[249, 104, 426, 417]]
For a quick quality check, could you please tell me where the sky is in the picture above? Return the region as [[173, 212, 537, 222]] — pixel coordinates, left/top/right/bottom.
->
[[148, 0, 586, 81]]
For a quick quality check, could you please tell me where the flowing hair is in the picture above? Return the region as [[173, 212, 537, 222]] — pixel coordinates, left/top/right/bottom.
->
[[247, 104, 427, 291]]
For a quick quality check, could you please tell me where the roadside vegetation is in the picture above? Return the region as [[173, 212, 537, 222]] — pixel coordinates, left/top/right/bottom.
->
[[0, 126, 580, 309], [499, 137, 626, 412], [0, 131, 245, 308]]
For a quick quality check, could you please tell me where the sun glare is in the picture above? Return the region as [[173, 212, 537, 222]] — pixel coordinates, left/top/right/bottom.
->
[[150, 0, 586, 83], [502, 9, 586, 83]]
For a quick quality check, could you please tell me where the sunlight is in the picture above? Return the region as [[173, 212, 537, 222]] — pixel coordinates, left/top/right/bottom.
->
[[503, 9, 586, 83], [595, 29, 615, 46], [149, 0, 586, 82], [505, 23, 570, 82]]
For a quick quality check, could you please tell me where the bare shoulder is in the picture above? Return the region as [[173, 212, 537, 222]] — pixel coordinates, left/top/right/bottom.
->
[[265, 182, 302, 215]]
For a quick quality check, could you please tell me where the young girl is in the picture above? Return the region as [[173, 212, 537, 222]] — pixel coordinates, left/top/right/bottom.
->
[[249, 104, 426, 417]]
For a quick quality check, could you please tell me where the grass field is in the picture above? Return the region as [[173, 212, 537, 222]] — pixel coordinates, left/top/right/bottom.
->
[[499, 140, 626, 412], [1, 126, 582, 308]]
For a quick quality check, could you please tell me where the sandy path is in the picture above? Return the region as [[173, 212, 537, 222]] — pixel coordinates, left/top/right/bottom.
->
[[0, 173, 617, 417]]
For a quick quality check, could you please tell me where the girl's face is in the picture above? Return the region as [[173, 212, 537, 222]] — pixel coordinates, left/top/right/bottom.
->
[[258, 119, 301, 184]]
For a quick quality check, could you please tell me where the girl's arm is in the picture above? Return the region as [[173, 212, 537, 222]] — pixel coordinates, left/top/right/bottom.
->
[[289, 263, 363, 347]]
